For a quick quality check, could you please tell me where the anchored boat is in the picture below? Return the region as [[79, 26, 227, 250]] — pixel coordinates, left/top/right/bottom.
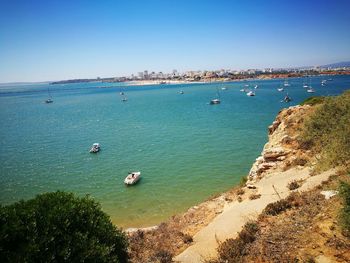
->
[[89, 143, 100, 153], [124, 172, 141, 185]]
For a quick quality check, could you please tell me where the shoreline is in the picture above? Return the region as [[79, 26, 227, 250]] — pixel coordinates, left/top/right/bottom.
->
[[127, 103, 342, 262]]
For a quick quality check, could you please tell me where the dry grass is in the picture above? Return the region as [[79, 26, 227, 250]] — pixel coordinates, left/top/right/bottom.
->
[[245, 174, 350, 262]]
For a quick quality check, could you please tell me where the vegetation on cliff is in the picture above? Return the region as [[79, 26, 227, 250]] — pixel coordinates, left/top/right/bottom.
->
[[300, 90, 350, 171], [0, 191, 128, 263], [340, 181, 350, 236]]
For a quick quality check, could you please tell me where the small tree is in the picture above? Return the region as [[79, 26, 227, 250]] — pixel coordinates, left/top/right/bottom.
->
[[0, 191, 128, 262]]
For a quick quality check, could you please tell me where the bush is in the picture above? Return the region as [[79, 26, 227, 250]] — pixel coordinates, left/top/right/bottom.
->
[[238, 221, 259, 243], [239, 176, 248, 187], [300, 90, 350, 171], [151, 250, 173, 263], [263, 199, 292, 216], [217, 238, 246, 263], [0, 191, 128, 263], [216, 221, 259, 263], [339, 181, 350, 236], [288, 180, 301, 190], [182, 233, 193, 244], [249, 194, 261, 200], [236, 188, 245, 196]]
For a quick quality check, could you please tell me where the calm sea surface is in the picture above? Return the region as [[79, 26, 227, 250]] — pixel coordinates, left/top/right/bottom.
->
[[1, 76, 349, 227]]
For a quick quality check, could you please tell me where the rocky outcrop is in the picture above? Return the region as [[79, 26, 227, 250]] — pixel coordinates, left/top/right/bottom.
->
[[248, 105, 312, 182]]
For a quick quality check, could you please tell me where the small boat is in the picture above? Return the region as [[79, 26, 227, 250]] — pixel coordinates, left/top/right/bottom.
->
[[210, 98, 221, 104], [124, 171, 141, 185], [254, 85, 258, 89], [283, 94, 292, 103], [120, 92, 124, 95], [210, 88, 221, 104], [221, 87, 227, 90], [283, 80, 291, 87], [122, 96, 128, 102], [246, 91, 255, 96], [327, 78, 333, 81], [321, 80, 327, 86], [89, 143, 100, 153], [45, 87, 53, 103], [277, 87, 284, 92], [179, 90, 184, 94], [240, 89, 246, 92], [307, 87, 315, 93], [303, 84, 309, 88]]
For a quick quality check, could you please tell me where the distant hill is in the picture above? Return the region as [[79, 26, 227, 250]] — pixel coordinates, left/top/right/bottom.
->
[[320, 61, 350, 68]]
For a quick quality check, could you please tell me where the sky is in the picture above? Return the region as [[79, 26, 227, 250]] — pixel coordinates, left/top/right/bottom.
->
[[0, 0, 350, 83]]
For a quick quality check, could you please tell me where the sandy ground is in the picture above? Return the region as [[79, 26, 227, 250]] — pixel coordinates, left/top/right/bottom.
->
[[174, 167, 336, 262]]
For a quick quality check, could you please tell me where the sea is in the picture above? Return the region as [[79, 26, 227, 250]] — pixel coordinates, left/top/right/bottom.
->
[[1, 75, 349, 228]]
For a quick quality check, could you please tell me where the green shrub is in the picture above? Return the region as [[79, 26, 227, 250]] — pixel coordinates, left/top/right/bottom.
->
[[0, 191, 128, 263], [239, 176, 248, 187], [339, 181, 350, 236], [300, 90, 350, 170]]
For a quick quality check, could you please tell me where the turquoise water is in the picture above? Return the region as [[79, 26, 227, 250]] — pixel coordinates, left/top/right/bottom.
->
[[1, 76, 349, 227]]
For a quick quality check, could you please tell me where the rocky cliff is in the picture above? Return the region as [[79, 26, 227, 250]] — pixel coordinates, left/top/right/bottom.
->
[[248, 104, 313, 182]]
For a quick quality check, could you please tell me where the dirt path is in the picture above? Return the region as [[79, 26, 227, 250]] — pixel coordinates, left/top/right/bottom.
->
[[174, 167, 335, 262]]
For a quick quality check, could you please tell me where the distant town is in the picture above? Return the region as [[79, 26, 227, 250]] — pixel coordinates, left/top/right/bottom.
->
[[50, 62, 350, 85]]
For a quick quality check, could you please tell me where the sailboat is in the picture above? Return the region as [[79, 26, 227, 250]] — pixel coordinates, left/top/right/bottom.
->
[[306, 78, 315, 93], [45, 87, 53, 103], [210, 88, 221, 104], [246, 90, 255, 96], [282, 93, 292, 103], [303, 77, 309, 88]]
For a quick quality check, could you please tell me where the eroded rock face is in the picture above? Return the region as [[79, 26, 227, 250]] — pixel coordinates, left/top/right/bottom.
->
[[248, 105, 312, 182]]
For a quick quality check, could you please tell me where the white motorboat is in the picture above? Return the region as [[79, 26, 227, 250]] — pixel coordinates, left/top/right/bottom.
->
[[210, 98, 221, 104], [307, 87, 315, 93], [246, 91, 255, 96], [89, 143, 100, 153], [124, 171, 141, 185], [277, 87, 284, 92], [179, 90, 184, 94], [254, 85, 258, 89]]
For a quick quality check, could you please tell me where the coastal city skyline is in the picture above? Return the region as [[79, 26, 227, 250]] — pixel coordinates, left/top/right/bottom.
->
[[1, 0, 350, 82]]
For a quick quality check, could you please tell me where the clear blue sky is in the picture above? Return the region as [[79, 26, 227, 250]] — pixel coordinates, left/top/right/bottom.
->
[[0, 0, 350, 82]]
